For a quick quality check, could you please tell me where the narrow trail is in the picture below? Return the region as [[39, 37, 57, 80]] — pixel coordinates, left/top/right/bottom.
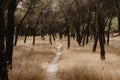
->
[[46, 40, 62, 80]]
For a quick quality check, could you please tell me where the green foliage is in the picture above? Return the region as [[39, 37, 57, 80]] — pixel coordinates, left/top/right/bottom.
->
[[111, 17, 118, 32]]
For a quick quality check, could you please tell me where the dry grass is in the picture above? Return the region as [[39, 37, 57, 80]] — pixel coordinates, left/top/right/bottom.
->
[[107, 36, 120, 55], [58, 38, 120, 80], [8, 36, 120, 80], [58, 66, 101, 80], [9, 37, 56, 80]]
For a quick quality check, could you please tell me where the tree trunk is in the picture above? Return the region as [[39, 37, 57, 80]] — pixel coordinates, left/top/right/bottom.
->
[[97, 13, 105, 60], [93, 32, 98, 52], [86, 11, 91, 45], [82, 32, 86, 46], [24, 27, 28, 43], [68, 28, 70, 49], [86, 26, 90, 45], [52, 33, 56, 41], [49, 34, 52, 44], [75, 24, 81, 46], [33, 32, 36, 45], [32, 11, 41, 45], [6, 0, 16, 67], [98, 27, 105, 60], [66, 23, 70, 49], [49, 24, 52, 44], [107, 17, 112, 45], [118, 12, 120, 34], [0, 1, 8, 79], [59, 31, 63, 40], [24, 35, 27, 43]]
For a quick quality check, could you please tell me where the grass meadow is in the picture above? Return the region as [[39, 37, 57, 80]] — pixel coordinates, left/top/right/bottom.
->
[[9, 36, 120, 80]]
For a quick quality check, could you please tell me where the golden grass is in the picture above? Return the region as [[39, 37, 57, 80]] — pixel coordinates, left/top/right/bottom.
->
[[9, 36, 120, 80], [9, 37, 56, 80], [57, 38, 120, 80]]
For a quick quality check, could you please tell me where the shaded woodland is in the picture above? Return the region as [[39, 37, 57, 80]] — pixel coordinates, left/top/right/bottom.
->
[[0, 0, 120, 80]]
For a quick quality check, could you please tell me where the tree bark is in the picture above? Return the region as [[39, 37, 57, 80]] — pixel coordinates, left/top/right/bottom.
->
[[93, 32, 98, 52], [52, 33, 56, 41], [97, 13, 105, 60], [75, 24, 81, 46], [49, 23, 53, 45], [98, 27, 105, 60], [107, 17, 112, 45], [32, 11, 41, 45], [118, 12, 120, 34], [24, 27, 29, 43], [86, 11, 91, 45], [6, 0, 16, 67], [66, 22, 70, 49], [0, 1, 8, 79]]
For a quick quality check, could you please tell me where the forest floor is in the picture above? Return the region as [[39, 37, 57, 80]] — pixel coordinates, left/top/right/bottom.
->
[[9, 35, 120, 80]]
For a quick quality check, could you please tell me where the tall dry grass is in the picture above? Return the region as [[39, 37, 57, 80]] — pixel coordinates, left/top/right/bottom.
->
[[57, 38, 120, 80], [8, 36, 120, 80], [9, 37, 56, 80]]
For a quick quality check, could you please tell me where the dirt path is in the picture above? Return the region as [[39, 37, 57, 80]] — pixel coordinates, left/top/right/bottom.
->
[[46, 40, 62, 80]]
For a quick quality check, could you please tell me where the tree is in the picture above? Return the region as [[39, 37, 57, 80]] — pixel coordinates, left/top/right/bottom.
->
[[0, 1, 9, 79], [58, 0, 75, 48], [92, 0, 106, 60], [14, 0, 32, 46], [115, 0, 120, 34], [6, 0, 17, 68]]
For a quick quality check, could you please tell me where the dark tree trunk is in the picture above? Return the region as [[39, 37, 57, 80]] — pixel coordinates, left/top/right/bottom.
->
[[82, 31, 86, 46], [80, 24, 86, 45], [59, 31, 63, 40], [6, 0, 16, 67], [107, 17, 112, 45], [75, 24, 81, 46], [67, 28, 70, 49], [103, 31, 106, 44], [93, 32, 98, 52], [24, 27, 29, 43], [66, 23, 70, 49], [24, 15, 31, 43], [52, 33, 56, 41], [94, 0, 105, 60], [74, 13, 81, 46], [33, 27, 36, 45], [82, 24, 90, 46], [97, 13, 105, 60], [72, 33, 75, 39], [49, 22, 53, 44], [91, 22, 96, 40], [49, 19, 58, 44], [0, 1, 8, 79], [49, 24, 53, 45], [98, 27, 105, 60], [118, 12, 120, 34], [49, 34, 52, 44], [86, 26, 90, 45], [33, 32, 35, 45], [86, 11, 91, 45], [32, 11, 41, 45], [24, 35, 27, 43]]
